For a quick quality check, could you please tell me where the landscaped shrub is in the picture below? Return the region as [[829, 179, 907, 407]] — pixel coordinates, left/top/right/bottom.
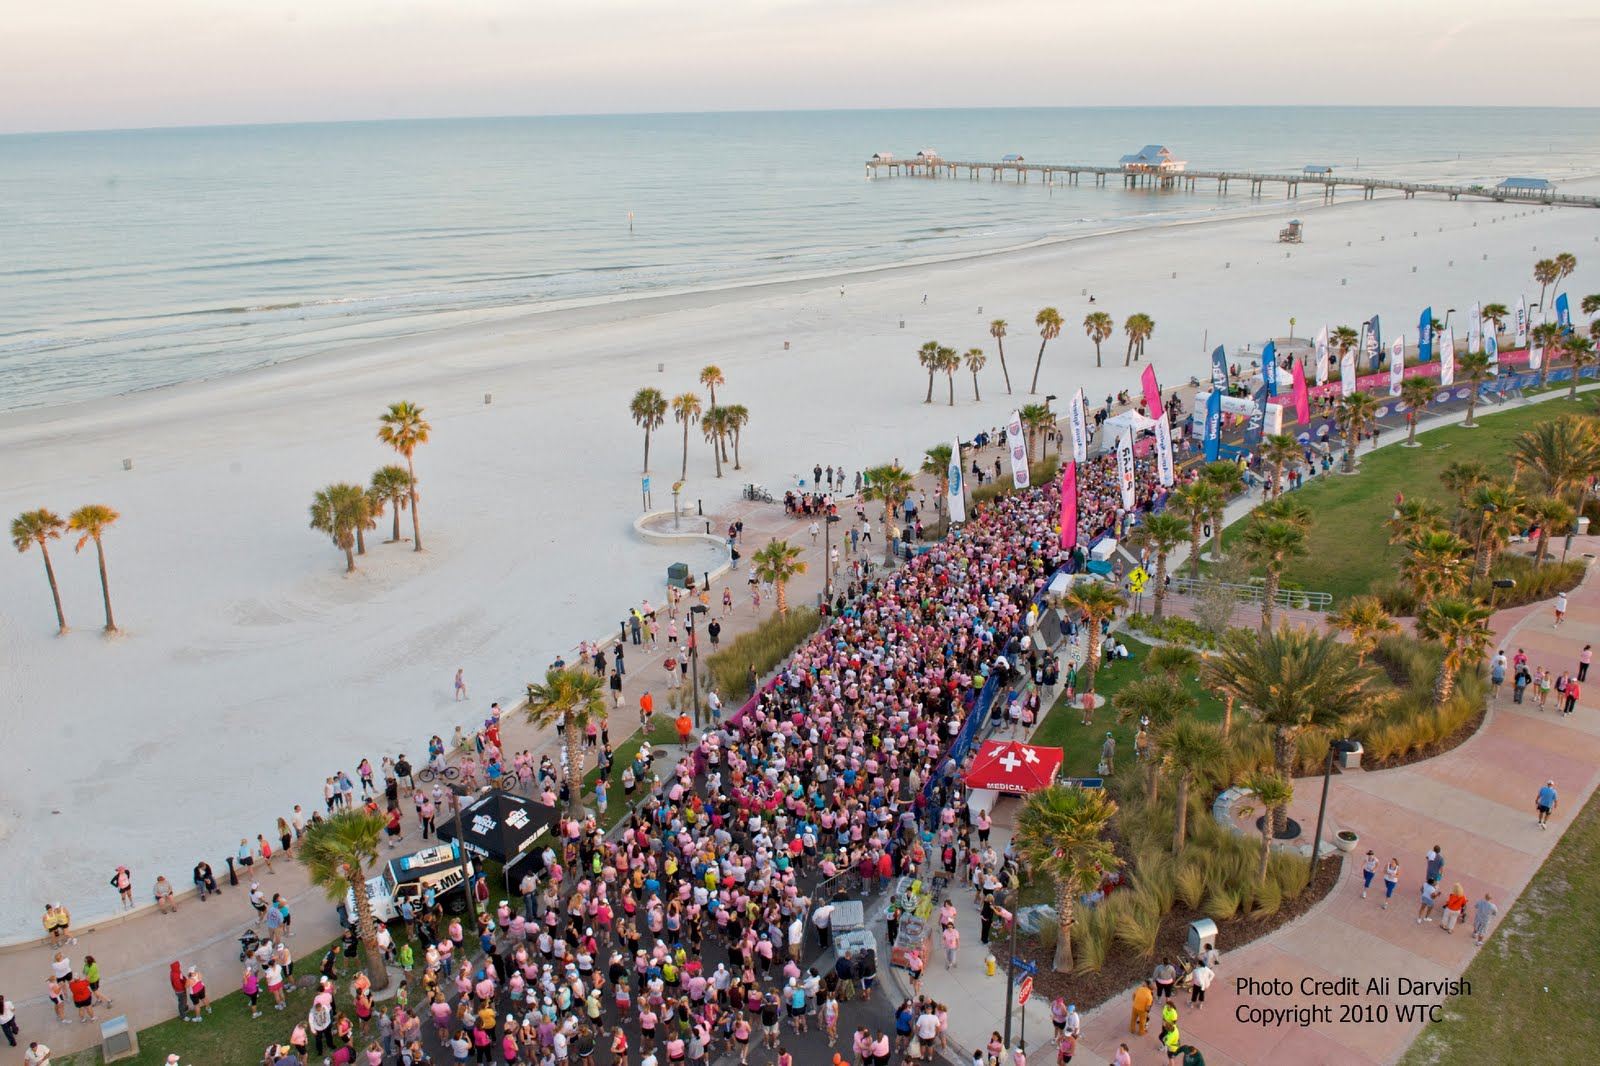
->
[[1252, 876, 1283, 916], [1124, 612, 1218, 649], [1114, 889, 1163, 958], [1071, 897, 1114, 973], [971, 456, 1061, 507], [1269, 852, 1312, 900], [705, 607, 822, 697], [1175, 863, 1206, 910], [1474, 555, 1585, 609], [1204, 886, 1240, 922]]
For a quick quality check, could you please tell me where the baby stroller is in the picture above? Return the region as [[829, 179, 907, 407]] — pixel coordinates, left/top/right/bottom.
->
[[238, 928, 263, 962]]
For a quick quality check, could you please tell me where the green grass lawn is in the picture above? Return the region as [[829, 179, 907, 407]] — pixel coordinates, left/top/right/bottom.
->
[[1032, 636, 1227, 777], [1220, 398, 1588, 604], [1399, 782, 1600, 1065]]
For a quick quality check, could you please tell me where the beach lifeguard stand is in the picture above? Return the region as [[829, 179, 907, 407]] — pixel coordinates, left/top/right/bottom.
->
[[1278, 219, 1303, 244]]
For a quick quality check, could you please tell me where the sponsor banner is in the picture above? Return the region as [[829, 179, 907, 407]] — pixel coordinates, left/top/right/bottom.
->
[[1007, 410, 1030, 490], [946, 439, 965, 524]]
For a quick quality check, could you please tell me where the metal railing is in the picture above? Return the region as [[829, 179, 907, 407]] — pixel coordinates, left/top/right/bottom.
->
[[1171, 575, 1332, 610]]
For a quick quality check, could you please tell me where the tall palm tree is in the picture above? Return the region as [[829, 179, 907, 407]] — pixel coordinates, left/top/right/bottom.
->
[[701, 406, 728, 478], [1582, 294, 1600, 318], [1399, 376, 1436, 446], [1456, 352, 1491, 428], [671, 393, 702, 481], [1526, 496, 1576, 566], [297, 810, 391, 990], [1018, 403, 1052, 461], [1400, 529, 1472, 606], [1124, 313, 1155, 365], [725, 404, 750, 470], [310, 483, 368, 574], [752, 539, 807, 615], [1133, 511, 1187, 620], [1254, 494, 1312, 530], [1170, 481, 1222, 580], [1083, 311, 1113, 369], [1552, 252, 1578, 301], [1242, 772, 1294, 882], [989, 319, 1012, 394], [377, 401, 430, 553], [1013, 784, 1120, 973], [1146, 644, 1199, 680], [355, 488, 379, 556], [525, 667, 608, 815], [1165, 719, 1226, 854], [1201, 461, 1243, 561], [1480, 303, 1509, 338], [1031, 307, 1062, 393], [917, 340, 940, 404], [1331, 325, 1359, 369], [1328, 595, 1397, 666], [1564, 335, 1596, 401], [370, 465, 414, 543], [964, 347, 986, 401], [1113, 674, 1195, 800], [630, 388, 669, 474], [68, 504, 120, 633], [1440, 460, 1492, 502], [921, 445, 952, 514], [11, 508, 69, 633], [1464, 484, 1525, 577], [1240, 518, 1309, 631], [1417, 598, 1493, 706], [1061, 580, 1127, 697], [1530, 321, 1562, 389], [1336, 391, 1379, 471], [862, 463, 914, 560], [698, 365, 725, 408], [1259, 434, 1300, 497], [1534, 257, 1559, 311], [1204, 627, 1372, 834], [937, 345, 961, 406]]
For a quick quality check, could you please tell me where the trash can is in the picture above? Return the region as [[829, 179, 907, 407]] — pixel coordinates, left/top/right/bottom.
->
[[1339, 741, 1364, 771], [1578, 516, 1591, 536], [667, 563, 690, 589], [1187, 918, 1217, 958], [101, 1015, 139, 1062]]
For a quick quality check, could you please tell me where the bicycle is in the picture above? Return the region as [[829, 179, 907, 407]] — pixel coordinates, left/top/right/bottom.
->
[[493, 774, 520, 793], [416, 764, 461, 784]]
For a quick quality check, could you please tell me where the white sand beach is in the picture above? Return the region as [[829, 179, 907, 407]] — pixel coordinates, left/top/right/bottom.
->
[[1, 182, 1595, 937]]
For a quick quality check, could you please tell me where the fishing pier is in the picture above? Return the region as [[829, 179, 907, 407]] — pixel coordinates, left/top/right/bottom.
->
[[865, 146, 1600, 208]]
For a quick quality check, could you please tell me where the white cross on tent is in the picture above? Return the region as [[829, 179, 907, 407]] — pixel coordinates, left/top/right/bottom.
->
[[1021, 747, 1040, 764], [998, 750, 1022, 773]]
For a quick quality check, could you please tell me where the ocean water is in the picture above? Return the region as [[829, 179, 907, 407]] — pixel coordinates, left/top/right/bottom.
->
[[4, 106, 1600, 412]]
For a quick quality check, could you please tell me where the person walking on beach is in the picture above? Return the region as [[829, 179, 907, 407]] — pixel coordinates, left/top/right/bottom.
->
[[454, 668, 468, 701], [1472, 893, 1498, 945], [110, 866, 133, 909], [1554, 591, 1568, 626], [1536, 780, 1558, 828]]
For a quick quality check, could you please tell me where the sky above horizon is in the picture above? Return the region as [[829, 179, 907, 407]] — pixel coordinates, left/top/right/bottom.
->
[[5, 0, 1600, 135]]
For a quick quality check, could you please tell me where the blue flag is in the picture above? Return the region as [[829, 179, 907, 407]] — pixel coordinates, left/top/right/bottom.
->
[[1261, 341, 1278, 397], [1556, 293, 1572, 335], [1368, 315, 1383, 367], [1209, 345, 1229, 391], [1418, 307, 1433, 363], [1203, 389, 1222, 462], [1245, 385, 1267, 449]]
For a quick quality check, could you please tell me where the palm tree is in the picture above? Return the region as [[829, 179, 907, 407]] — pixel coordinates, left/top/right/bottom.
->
[[1018, 403, 1052, 461], [1240, 519, 1308, 631], [1146, 644, 1199, 680], [11, 508, 69, 633], [525, 667, 608, 815], [1332, 325, 1359, 370], [964, 347, 986, 401], [1328, 596, 1397, 666], [1031, 307, 1062, 393], [1242, 772, 1294, 883], [1399, 529, 1472, 605], [1583, 294, 1600, 318], [1531, 321, 1562, 389], [1133, 511, 1187, 621], [1254, 494, 1312, 530], [1165, 719, 1227, 854], [1480, 303, 1509, 338], [355, 487, 379, 556], [1440, 459, 1492, 502], [1113, 674, 1194, 802], [921, 445, 952, 514], [862, 464, 914, 559], [1456, 352, 1492, 428], [1201, 461, 1243, 561], [725, 405, 750, 470], [370, 465, 414, 543], [1170, 481, 1222, 580], [376, 401, 430, 553], [310, 483, 368, 574], [671, 393, 702, 481], [1399, 376, 1436, 446], [1013, 784, 1120, 973], [1464, 484, 1525, 577], [68, 504, 120, 632], [630, 388, 669, 474], [1083, 311, 1113, 369], [699, 365, 725, 408], [752, 539, 806, 615], [989, 319, 1012, 394], [1564, 335, 1596, 401], [298, 810, 391, 990], [1526, 496, 1577, 566], [701, 406, 728, 478], [1417, 598, 1493, 706], [1336, 391, 1379, 471], [1552, 252, 1577, 301], [1259, 434, 1300, 497], [1125, 313, 1155, 364], [1534, 257, 1559, 311], [1204, 627, 1372, 834], [1061, 581, 1127, 697], [938, 345, 961, 406], [918, 340, 940, 404]]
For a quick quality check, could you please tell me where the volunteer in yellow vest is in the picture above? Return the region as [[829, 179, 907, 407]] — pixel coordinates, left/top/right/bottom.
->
[[1130, 980, 1154, 1034]]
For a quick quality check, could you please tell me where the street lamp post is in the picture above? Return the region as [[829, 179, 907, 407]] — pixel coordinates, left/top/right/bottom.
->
[[1309, 739, 1360, 869], [1044, 395, 1058, 455], [688, 603, 709, 726], [448, 785, 480, 923]]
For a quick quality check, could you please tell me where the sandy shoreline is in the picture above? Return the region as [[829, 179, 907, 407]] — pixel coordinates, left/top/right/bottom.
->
[[1, 178, 1595, 937]]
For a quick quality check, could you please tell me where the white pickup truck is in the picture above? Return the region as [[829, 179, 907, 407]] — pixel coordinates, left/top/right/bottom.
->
[[339, 841, 474, 927]]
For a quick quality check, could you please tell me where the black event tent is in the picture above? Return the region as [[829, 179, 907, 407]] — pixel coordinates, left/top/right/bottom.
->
[[437, 791, 559, 864]]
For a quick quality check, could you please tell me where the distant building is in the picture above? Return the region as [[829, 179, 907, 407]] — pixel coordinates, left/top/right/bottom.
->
[[1119, 145, 1186, 174], [1002, 154, 1025, 163], [1497, 176, 1555, 198], [871, 152, 895, 162], [916, 148, 941, 161], [1303, 165, 1334, 175]]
